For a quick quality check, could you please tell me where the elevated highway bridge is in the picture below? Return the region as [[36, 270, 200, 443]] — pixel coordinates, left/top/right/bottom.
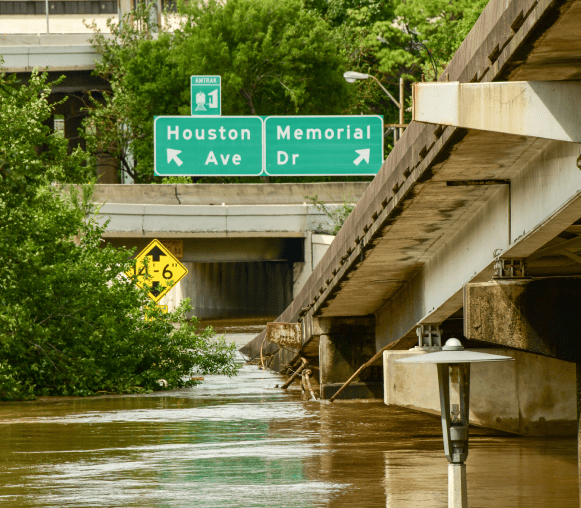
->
[[242, 0, 581, 468], [93, 182, 369, 320]]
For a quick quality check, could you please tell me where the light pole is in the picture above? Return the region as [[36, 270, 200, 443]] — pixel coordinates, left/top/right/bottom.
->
[[45, 0, 49, 33], [343, 71, 405, 142], [396, 338, 513, 508]]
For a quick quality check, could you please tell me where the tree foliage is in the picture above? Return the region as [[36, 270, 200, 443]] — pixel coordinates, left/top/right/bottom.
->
[[0, 68, 238, 400], [307, 194, 356, 235], [316, 0, 489, 148], [85, 0, 351, 182]]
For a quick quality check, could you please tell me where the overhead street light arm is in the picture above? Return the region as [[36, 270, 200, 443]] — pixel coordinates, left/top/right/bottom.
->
[[368, 75, 401, 110], [343, 71, 401, 110]]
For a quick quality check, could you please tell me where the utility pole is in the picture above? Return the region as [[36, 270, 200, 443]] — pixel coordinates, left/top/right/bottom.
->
[[399, 77, 404, 139]]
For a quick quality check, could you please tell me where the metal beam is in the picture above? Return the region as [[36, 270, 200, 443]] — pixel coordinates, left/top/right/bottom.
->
[[413, 81, 581, 143]]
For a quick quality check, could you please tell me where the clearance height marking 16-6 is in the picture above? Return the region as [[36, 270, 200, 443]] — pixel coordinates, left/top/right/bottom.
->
[[127, 239, 188, 303]]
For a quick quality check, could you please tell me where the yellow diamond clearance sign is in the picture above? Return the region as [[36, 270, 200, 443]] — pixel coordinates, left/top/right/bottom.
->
[[127, 239, 188, 303]]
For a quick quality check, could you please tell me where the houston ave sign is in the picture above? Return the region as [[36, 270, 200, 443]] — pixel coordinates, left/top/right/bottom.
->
[[155, 116, 264, 177]]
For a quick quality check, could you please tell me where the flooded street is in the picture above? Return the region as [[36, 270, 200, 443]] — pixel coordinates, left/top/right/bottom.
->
[[0, 324, 578, 507]]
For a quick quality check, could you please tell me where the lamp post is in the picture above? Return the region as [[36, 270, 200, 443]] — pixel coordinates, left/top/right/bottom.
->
[[396, 338, 513, 508], [343, 71, 405, 142], [45, 0, 49, 33]]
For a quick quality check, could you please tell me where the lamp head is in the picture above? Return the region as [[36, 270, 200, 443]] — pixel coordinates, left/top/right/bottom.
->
[[343, 71, 370, 83], [442, 338, 463, 351], [395, 339, 514, 364]]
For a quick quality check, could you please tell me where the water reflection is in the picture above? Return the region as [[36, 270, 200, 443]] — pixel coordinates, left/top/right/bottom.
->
[[0, 329, 577, 507]]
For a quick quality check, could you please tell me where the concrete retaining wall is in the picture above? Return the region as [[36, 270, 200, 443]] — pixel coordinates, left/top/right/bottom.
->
[[384, 349, 576, 436], [159, 261, 293, 320]]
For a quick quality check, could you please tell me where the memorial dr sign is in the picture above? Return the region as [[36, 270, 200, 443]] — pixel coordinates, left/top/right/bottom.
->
[[264, 115, 383, 176]]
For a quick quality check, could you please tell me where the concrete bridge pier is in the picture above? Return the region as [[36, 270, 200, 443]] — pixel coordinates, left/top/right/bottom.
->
[[316, 316, 382, 399], [463, 277, 580, 438], [464, 275, 581, 496], [381, 275, 579, 437]]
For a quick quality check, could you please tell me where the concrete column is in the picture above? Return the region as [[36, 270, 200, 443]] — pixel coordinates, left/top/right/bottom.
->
[[118, 0, 133, 22], [96, 149, 120, 184], [577, 363, 581, 505], [317, 316, 382, 399], [64, 113, 86, 154], [448, 463, 468, 508], [292, 232, 312, 298]]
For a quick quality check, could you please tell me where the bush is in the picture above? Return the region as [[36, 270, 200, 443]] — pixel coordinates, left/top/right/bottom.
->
[[0, 68, 238, 400]]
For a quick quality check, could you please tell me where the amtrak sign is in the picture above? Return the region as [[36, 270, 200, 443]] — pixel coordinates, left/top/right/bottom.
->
[[191, 75, 221, 116]]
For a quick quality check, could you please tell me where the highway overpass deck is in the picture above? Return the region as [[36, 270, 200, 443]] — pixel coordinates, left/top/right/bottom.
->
[[93, 182, 369, 239]]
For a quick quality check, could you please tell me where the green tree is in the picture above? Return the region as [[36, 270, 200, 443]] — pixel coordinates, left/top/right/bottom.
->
[[326, 0, 489, 149], [0, 68, 238, 400], [175, 0, 350, 116], [85, 0, 352, 182], [306, 194, 356, 235], [368, 0, 489, 80]]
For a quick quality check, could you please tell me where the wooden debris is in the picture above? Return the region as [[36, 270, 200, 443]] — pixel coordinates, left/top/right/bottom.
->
[[280, 357, 308, 389]]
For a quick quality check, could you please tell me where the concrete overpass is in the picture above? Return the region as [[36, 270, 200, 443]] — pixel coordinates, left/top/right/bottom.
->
[[242, 0, 581, 452], [0, 34, 101, 74], [93, 182, 368, 319]]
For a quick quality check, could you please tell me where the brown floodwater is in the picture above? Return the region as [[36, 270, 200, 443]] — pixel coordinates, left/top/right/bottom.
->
[[0, 326, 578, 507]]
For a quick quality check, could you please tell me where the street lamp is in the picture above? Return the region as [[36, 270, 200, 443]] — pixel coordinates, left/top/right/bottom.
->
[[396, 338, 513, 508], [343, 71, 405, 141]]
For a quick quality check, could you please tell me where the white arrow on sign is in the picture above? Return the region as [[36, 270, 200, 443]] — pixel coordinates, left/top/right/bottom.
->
[[167, 149, 183, 166], [353, 148, 370, 166]]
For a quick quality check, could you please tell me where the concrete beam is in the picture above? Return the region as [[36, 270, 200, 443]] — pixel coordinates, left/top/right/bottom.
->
[[90, 182, 370, 206], [464, 279, 581, 362], [413, 81, 581, 143], [0, 35, 103, 72], [96, 203, 333, 238]]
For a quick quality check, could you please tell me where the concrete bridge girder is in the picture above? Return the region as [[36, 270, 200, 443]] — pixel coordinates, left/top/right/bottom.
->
[[413, 81, 581, 144], [0, 34, 103, 73], [96, 203, 333, 239]]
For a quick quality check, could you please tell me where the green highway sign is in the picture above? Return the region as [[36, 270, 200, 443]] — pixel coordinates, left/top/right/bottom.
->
[[264, 115, 383, 176], [154, 116, 263, 176], [191, 75, 221, 116]]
